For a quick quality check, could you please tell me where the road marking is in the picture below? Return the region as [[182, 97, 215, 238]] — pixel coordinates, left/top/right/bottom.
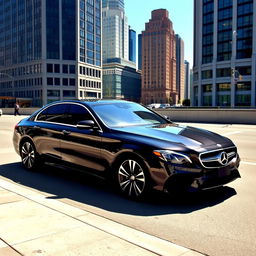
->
[[222, 131, 242, 136], [241, 161, 256, 166]]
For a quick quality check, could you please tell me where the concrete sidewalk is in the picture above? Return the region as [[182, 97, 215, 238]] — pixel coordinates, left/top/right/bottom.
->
[[0, 178, 204, 256]]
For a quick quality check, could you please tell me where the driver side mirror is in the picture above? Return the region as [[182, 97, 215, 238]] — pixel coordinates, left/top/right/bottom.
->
[[76, 120, 96, 129]]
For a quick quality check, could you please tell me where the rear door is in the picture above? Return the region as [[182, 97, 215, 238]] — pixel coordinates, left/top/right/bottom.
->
[[34, 103, 69, 161]]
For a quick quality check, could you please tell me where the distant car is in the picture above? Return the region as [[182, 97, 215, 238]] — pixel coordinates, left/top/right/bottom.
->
[[13, 100, 241, 199], [159, 103, 170, 109]]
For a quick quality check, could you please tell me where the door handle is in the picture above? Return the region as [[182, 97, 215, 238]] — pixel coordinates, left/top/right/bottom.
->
[[62, 130, 71, 135]]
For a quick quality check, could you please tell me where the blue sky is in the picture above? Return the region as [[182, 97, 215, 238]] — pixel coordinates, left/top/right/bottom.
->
[[125, 0, 194, 65]]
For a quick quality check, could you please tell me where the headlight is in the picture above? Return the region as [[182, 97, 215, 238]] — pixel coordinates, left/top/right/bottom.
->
[[153, 150, 192, 165]]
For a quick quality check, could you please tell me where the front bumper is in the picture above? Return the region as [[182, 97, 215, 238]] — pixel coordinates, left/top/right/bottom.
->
[[162, 156, 241, 193]]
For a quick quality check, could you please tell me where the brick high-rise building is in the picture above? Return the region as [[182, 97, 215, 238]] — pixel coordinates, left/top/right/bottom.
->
[[141, 9, 177, 105]]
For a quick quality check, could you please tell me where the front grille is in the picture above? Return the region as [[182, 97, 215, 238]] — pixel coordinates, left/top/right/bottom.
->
[[199, 146, 237, 169]]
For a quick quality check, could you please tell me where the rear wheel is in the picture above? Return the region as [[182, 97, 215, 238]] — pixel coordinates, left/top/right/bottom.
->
[[116, 157, 150, 199], [20, 140, 40, 170]]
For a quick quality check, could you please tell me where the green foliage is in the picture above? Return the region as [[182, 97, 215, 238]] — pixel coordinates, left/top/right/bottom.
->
[[182, 99, 191, 106]]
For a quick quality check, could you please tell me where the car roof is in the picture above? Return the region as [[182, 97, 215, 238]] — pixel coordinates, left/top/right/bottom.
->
[[46, 99, 136, 107]]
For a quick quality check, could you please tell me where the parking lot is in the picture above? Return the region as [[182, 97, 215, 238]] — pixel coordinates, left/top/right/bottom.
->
[[1, 115, 256, 256]]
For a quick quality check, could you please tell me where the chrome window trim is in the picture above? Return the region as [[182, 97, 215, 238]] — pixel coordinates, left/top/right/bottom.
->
[[199, 146, 237, 169], [34, 102, 103, 133]]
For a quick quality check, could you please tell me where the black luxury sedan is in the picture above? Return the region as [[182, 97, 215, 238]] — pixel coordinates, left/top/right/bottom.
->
[[13, 100, 241, 199]]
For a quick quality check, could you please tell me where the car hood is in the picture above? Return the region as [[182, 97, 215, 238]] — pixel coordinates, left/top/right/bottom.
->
[[112, 123, 234, 152]]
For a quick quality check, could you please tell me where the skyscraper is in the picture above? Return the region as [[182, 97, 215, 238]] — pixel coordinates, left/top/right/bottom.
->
[[193, 0, 256, 107], [102, 0, 128, 63], [129, 27, 136, 63], [176, 34, 185, 103], [184, 60, 190, 100], [138, 34, 142, 70], [0, 0, 102, 107], [141, 9, 177, 105], [102, 0, 141, 101]]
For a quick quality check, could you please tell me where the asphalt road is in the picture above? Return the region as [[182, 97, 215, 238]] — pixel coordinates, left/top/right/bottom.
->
[[0, 115, 256, 256]]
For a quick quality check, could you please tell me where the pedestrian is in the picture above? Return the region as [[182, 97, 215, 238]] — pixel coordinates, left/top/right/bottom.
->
[[14, 102, 21, 116]]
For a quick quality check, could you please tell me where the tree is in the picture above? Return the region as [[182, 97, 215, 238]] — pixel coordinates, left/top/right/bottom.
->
[[168, 97, 173, 106], [182, 99, 190, 106]]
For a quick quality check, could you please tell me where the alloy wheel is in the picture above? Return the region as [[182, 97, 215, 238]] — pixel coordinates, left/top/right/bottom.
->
[[118, 159, 146, 198], [21, 141, 36, 169]]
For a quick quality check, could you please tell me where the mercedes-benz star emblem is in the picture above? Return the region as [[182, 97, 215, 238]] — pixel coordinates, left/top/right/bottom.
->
[[219, 152, 228, 165]]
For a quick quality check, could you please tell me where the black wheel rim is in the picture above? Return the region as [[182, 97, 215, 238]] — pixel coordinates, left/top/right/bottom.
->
[[21, 142, 35, 169], [118, 159, 146, 197]]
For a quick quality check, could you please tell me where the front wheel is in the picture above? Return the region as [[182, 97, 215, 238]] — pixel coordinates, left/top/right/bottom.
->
[[20, 140, 40, 170], [116, 158, 150, 199]]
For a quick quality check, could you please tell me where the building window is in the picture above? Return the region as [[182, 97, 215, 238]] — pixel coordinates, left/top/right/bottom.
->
[[203, 1, 214, 14], [218, 31, 232, 42], [236, 66, 251, 75], [218, 0, 232, 9], [47, 77, 53, 85], [63, 78, 68, 86], [216, 68, 231, 77], [193, 72, 198, 81], [218, 8, 232, 20], [47, 64, 53, 73], [235, 94, 251, 106], [69, 65, 76, 74], [203, 84, 212, 92], [217, 83, 231, 91], [69, 78, 75, 86], [193, 86, 198, 106], [203, 95, 212, 106], [54, 64, 60, 73], [202, 70, 213, 79], [236, 82, 251, 91], [63, 64, 68, 73], [47, 90, 60, 97], [63, 90, 75, 97], [54, 78, 60, 86], [217, 94, 231, 106]]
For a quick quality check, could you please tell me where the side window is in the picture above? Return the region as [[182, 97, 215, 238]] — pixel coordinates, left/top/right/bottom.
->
[[37, 109, 48, 121], [36, 104, 67, 123], [65, 104, 92, 125]]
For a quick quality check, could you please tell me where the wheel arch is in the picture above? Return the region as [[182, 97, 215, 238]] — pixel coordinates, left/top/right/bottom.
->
[[107, 150, 155, 187], [19, 136, 37, 155]]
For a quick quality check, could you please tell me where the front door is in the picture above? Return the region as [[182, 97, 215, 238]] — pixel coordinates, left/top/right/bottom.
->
[[59, 103, 104, 172]]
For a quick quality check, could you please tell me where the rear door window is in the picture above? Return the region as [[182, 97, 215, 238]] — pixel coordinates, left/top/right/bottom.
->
[[37, 104, 68, 124]]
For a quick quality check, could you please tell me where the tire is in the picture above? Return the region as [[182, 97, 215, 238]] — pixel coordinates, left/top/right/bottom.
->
[[20, 140, 40, 171], [116, 157, 151, 199]]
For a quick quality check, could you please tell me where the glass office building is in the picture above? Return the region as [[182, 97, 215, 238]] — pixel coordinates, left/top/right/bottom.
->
[[129, 28, 136, 63], [193, 0, 256, 107], [102, 0, 141, 101], [0, 0, 102, 107]]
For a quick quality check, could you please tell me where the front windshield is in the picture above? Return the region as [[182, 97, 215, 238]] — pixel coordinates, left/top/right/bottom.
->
[[92, 102, 169, 128]]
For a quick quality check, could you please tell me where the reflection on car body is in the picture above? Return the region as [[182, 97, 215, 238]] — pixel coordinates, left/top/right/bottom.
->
[[13, 100, 241, 199]]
